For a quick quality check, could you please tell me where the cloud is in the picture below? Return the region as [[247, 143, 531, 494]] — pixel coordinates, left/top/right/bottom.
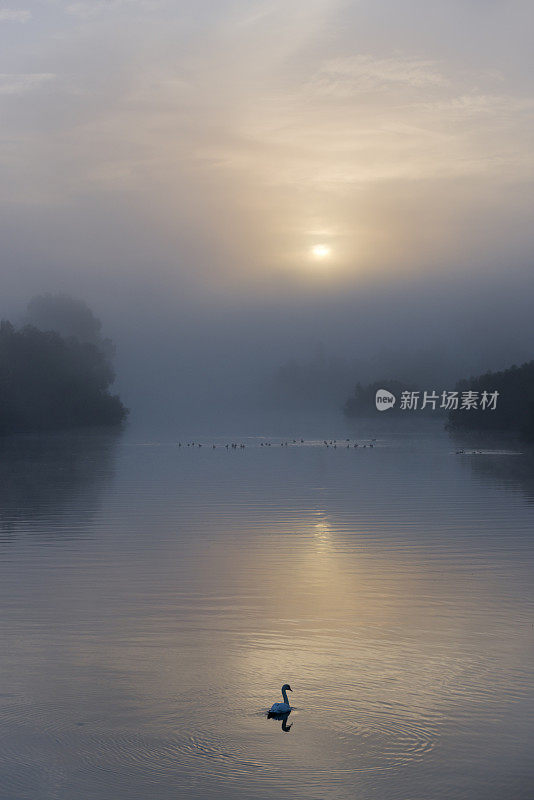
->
[[195, 50, 533, 196], [0, 8, 31, 22], [64, 0, 164, 17], [0, 73, 55, 95], [311, 55, 449, 96], [0, 0, 532, 295]]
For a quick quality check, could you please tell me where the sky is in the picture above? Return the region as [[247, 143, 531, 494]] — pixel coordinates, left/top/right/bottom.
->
[[1, 0, 533, 425]]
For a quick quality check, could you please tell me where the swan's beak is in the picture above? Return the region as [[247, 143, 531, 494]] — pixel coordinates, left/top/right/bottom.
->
[[288, 686, 292, 691]]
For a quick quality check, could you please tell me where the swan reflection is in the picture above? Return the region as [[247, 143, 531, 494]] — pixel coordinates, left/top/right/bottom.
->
[[267, 709, 292, 732]]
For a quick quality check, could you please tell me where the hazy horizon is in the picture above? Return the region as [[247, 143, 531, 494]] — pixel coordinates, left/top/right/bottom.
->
[[1, 0, 533, 426]]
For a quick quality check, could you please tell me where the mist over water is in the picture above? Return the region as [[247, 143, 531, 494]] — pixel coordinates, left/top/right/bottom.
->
[[78, 266, 533, 433], [0, 422, 533, 800], [1, 1, 534, 797]]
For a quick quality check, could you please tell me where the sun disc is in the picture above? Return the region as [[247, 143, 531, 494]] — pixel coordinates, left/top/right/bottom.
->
[[311, 244, 331, 259]]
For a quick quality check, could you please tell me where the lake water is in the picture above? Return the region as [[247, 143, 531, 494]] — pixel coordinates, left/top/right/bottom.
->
[[0, 419, 533, 799]]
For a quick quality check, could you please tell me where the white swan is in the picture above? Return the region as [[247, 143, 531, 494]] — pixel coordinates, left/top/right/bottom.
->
[[269, 684, 292, 714]]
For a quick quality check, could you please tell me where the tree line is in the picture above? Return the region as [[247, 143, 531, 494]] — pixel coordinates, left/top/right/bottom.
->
[[0, 295, 128, 435], [343, 361, 534, 440]]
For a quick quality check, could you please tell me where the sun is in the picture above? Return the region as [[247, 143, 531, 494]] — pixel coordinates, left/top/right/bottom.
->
[[311, 244, 331, 259]]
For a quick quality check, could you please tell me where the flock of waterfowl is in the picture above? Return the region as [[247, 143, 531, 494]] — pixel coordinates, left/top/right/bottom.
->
[[455, 449, 485, 455], [176, 438, 378, 450], [174, 441, 496, 456]]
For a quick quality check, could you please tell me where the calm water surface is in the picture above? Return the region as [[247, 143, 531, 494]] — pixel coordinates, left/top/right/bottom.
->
[[0, 421, 533, 799]]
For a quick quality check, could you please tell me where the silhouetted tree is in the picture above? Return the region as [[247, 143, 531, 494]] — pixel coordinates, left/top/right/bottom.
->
[[0, 318, 128, 435], [25, 293, 115, 360], [448, 361, 534, 440]]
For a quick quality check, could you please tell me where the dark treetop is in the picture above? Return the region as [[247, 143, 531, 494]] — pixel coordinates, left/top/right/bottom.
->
[[0, 319, 128, 435]]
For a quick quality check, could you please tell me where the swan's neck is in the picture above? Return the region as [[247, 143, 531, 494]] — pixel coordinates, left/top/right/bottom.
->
[[282, 688, 289, 705]]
